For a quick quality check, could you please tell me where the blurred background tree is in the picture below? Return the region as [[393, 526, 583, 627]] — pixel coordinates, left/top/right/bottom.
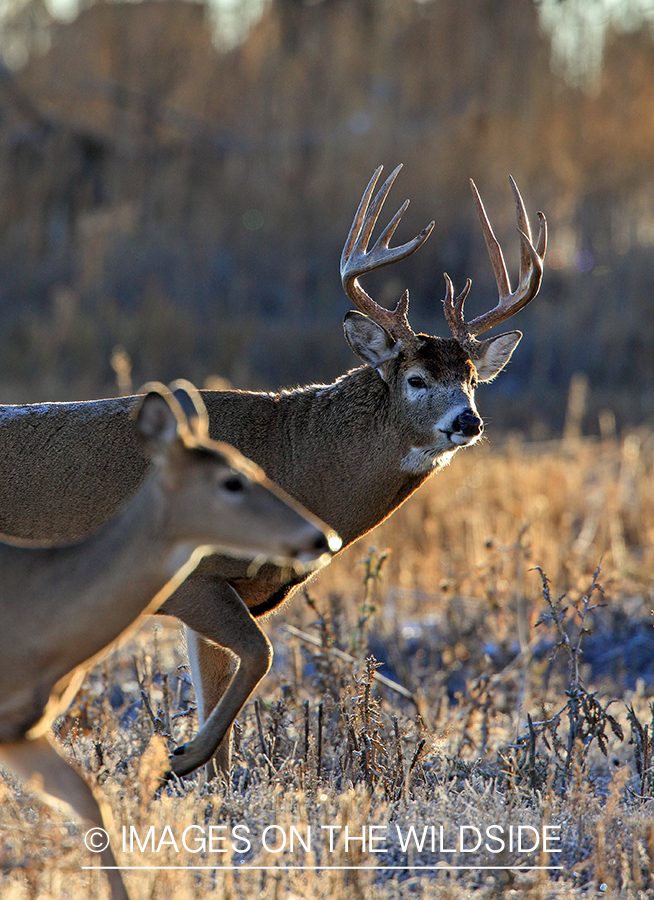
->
[[0, 0, 653, 438]]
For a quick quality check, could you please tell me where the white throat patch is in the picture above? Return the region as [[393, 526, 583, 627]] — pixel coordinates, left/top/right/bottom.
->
[[400, 445, 458, 475]]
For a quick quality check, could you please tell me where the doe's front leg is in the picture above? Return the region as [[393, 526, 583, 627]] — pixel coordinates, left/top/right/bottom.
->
[[0, 735, 130, 900]]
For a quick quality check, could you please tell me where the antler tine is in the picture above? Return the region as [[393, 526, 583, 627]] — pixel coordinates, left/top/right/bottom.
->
[[340, 165, 434, 345], [462, 177, 547, 337], [442, 273, 473, 344], [340, 165, 384, 271], [535, 210, 547, 258], [340, 165, 403, 277], [341, 165, 434, 282], [510, 175, 533, 284], [469, 178, 511, 301], [357, 164, 405, 256]]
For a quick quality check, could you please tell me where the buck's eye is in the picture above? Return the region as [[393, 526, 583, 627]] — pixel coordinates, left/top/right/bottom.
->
[[407, 376, 427, 389]]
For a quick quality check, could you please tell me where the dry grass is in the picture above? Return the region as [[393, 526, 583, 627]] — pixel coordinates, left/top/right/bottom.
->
[[3, 433, 654, 898]]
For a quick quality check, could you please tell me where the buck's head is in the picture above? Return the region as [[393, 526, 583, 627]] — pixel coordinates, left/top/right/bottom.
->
[[340, 166, 547, 473]]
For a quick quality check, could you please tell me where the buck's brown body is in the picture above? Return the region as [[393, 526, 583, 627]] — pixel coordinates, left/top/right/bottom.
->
[[0, 166, 546, 777]]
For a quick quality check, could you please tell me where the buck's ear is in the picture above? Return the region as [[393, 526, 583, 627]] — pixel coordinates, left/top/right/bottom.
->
[[343, 311, 400, 378], [474, 331, 522, 382], [133, 387, 182, 457], [169, 378, 209, 437]]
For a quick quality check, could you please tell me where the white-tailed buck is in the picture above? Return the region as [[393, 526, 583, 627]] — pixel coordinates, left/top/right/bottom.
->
[[0, 165, 546, 779], [0, 381, 338, 900]]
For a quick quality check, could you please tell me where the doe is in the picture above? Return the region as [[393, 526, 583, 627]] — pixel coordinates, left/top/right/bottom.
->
[[0, 381, 338, 900]]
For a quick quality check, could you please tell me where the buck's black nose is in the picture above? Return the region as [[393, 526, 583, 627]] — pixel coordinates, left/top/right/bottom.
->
[[453, 408, 483, 437]]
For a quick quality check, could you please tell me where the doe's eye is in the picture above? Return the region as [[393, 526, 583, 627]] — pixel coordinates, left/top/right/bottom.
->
[[223, 476, 245, 493], [407, 375, 427, 389]]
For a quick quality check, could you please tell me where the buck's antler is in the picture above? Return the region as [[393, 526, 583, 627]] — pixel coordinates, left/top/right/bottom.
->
[[443, 177, 547, 349], [341, 165, 434, 347]]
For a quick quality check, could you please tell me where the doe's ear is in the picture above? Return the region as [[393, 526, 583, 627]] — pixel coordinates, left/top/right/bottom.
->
[[474, 330, 522, 382], [169, 378, 209, 437], [343, 311, 400, 379], [133, 385, 182, 457]]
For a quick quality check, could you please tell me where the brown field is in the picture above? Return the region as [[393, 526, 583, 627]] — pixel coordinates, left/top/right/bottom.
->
[[2, 432, 654, 899]]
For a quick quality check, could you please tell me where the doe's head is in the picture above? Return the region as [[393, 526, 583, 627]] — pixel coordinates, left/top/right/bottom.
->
[[132, 381, 340, 568]]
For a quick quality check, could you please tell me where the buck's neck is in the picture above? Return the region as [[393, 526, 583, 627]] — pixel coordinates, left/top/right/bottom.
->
[[203, 367, 433, 547]]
